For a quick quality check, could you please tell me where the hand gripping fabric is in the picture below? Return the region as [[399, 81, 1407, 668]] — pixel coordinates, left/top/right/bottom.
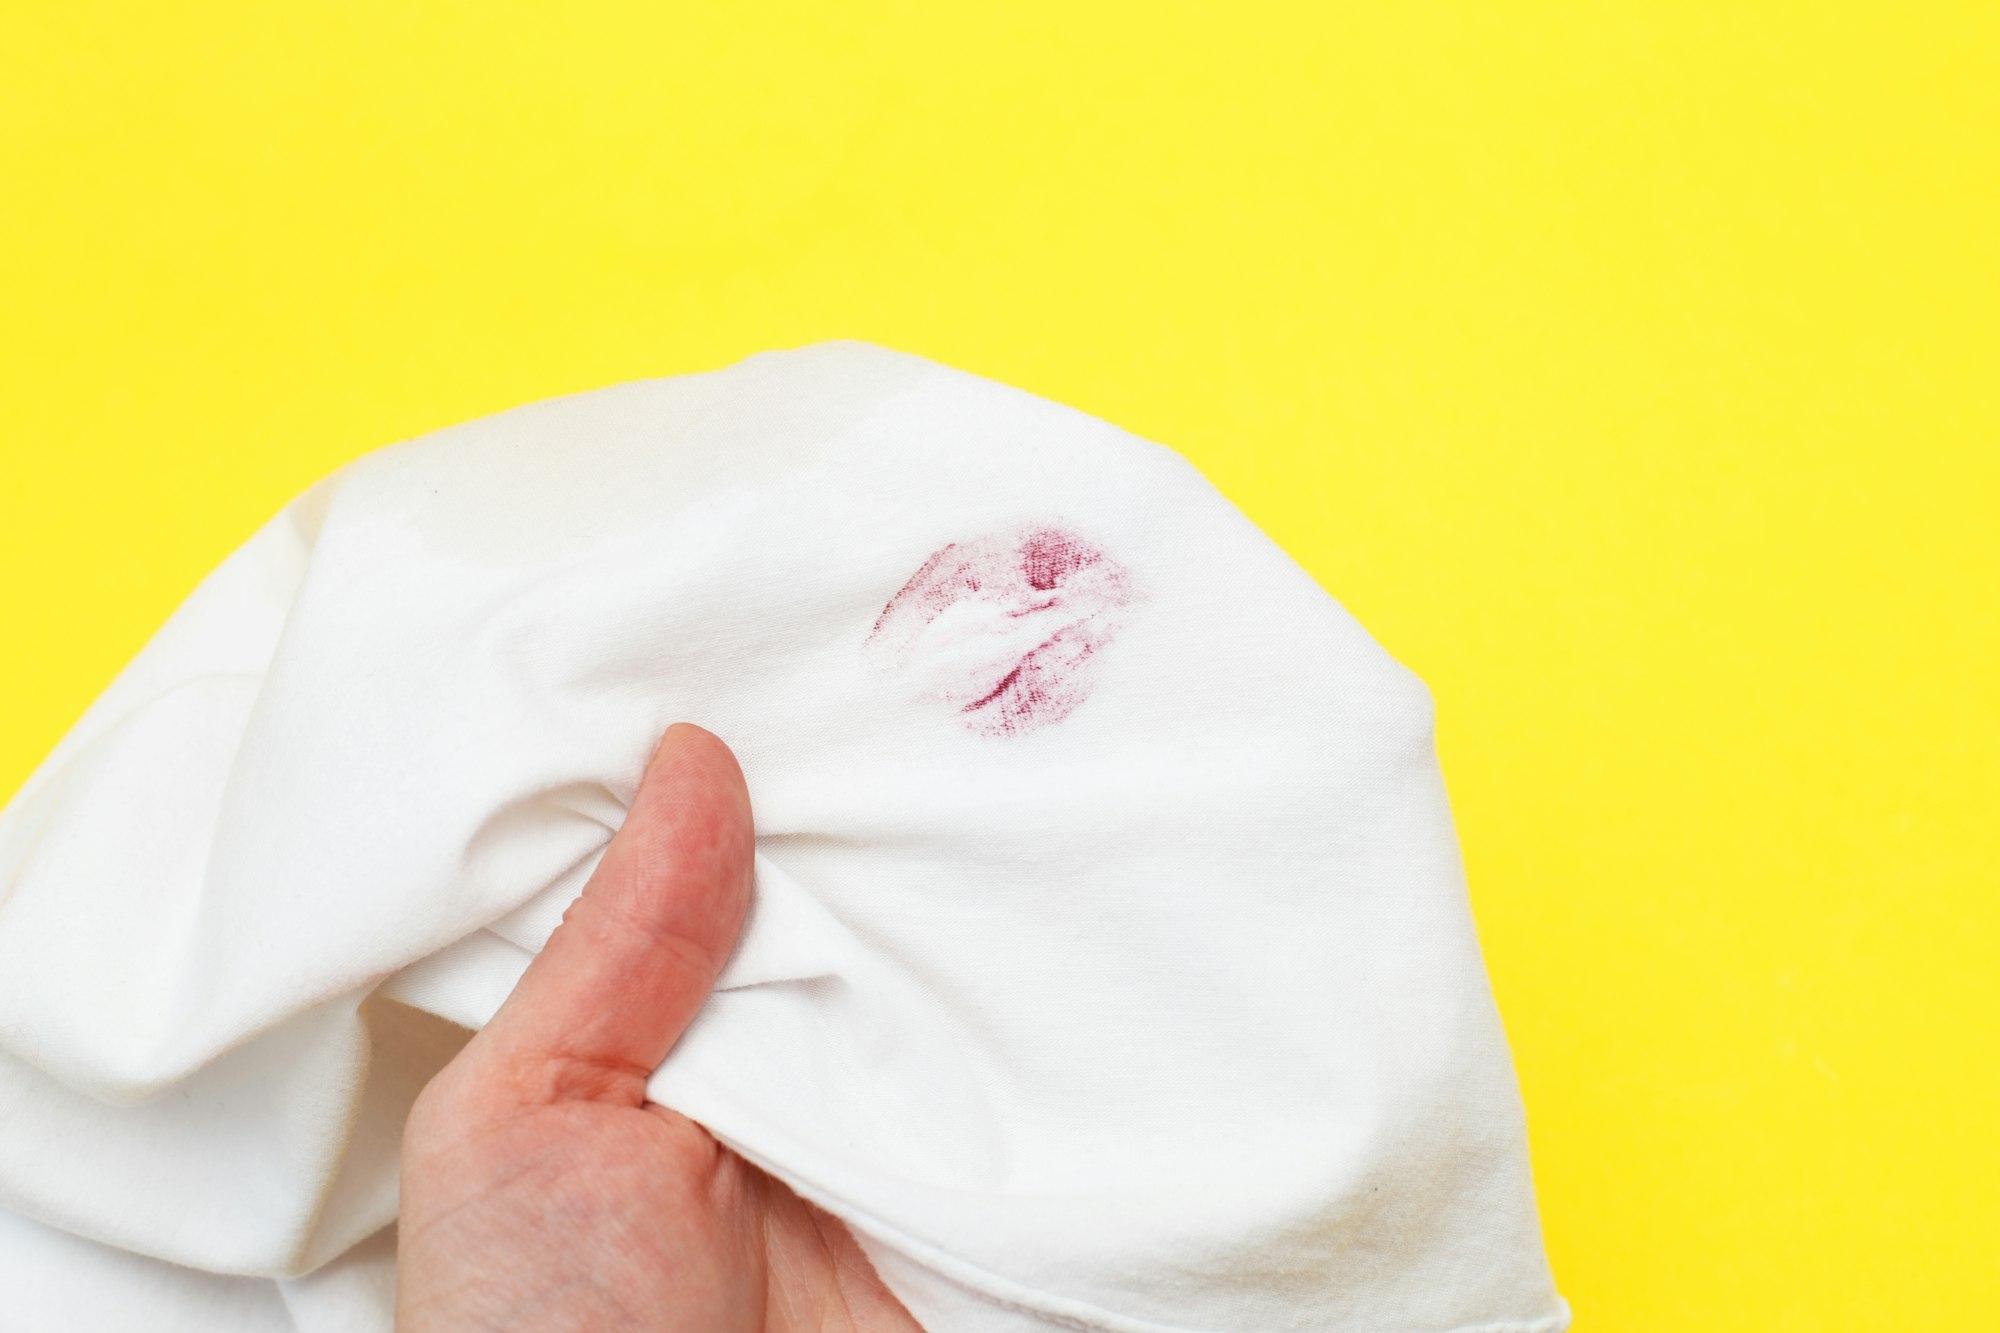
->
[[0, 343, 1568, 1332]]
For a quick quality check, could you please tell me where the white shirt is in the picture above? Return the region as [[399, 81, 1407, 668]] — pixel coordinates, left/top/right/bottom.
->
[[0, 341, 1567, 1331]]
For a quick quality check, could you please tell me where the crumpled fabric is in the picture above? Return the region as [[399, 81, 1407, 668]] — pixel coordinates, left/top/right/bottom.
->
[[0, 341, 1567, 1331]]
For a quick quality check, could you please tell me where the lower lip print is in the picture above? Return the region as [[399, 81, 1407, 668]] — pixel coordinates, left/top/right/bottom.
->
[[866, 524, 1137, 737]]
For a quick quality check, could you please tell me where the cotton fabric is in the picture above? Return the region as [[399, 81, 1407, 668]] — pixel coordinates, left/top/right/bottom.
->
[[0, 341, 1567, 1330]]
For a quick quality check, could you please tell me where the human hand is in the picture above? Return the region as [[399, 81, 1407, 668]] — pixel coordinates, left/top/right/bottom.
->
[[396, 724, 918, 1331]]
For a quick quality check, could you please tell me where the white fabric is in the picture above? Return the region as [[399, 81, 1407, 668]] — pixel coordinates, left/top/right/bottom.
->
[[0, 341, 1567, 1331]]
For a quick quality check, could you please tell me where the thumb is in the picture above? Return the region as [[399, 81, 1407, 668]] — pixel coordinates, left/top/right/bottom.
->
[[458, 722, 755, 1110]]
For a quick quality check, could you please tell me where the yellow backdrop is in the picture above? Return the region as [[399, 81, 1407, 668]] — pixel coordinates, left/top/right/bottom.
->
[[3, 3, 1994, 1327]]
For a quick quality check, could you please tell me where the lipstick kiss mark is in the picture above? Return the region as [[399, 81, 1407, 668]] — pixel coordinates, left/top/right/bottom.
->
[[866, 524, 1138, 738]]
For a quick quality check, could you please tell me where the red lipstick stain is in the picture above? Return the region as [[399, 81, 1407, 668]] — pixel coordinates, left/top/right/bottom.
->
[[866, 524, 1137, 737]]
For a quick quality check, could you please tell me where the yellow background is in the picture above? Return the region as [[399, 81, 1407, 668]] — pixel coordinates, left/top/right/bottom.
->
[[3, 3, 1994, 1326]]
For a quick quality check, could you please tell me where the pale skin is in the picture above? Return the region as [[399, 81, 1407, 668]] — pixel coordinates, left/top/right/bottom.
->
[[396, 724, 919, 1332]]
